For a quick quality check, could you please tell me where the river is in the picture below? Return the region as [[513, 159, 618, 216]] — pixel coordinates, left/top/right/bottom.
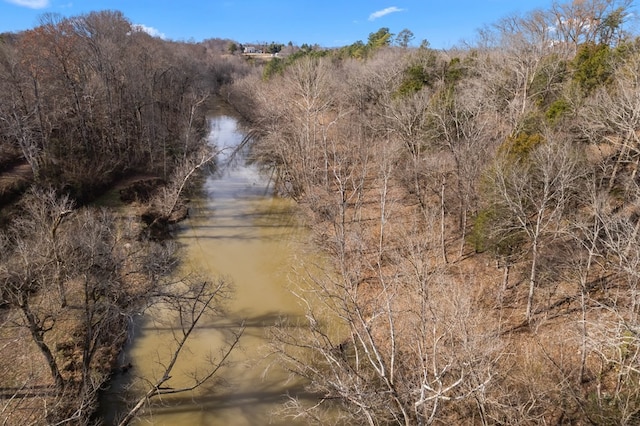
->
[[102, 110, 316, 425]]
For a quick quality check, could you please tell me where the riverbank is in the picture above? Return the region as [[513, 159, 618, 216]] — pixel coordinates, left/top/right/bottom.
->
[[0, 153, 208, 425]]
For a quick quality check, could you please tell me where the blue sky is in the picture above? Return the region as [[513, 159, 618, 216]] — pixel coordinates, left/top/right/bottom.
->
[[0, 0, 558, 48]]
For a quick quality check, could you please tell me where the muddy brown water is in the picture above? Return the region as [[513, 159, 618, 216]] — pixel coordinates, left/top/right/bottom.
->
[[101, 113, 322, 425]]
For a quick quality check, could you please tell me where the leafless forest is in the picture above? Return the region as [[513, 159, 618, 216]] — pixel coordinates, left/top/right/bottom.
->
[[0, 10, 249, 425], [3, 0, 640, 424]]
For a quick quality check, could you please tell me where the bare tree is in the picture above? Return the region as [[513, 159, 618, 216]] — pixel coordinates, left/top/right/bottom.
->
[[488, 9, 560, 123], [426, 77, 501, 257], [381, 85, 433, 212], [0, 189, 179, 421], [142, 145, 218, 238], [550, 0, 634, 51], [251, 56, 338, 198], [580, 47, 640, 191], [485, 135, 584, 323], [1, 189, 74, 395], [117, 276, 244, 426], [271, 221, 502, 425], [267, 130, 502, 424], [0, 187, 242, 424], [566, 177, 606, 384]]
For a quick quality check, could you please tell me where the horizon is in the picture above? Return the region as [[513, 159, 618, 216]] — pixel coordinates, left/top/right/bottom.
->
[[0, 0, 561, 49]]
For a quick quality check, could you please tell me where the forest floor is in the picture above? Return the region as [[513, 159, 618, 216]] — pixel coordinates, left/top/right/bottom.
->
[[0, 162, 32, 196]]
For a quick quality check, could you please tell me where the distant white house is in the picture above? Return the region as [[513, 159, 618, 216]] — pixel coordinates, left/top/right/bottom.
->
[[243, 46, 263, 54]]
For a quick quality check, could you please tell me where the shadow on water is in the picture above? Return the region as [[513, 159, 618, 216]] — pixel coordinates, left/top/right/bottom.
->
[[105, 378, 315, 426], [177, 211, 299, 242], [135, 311, 307, 332], [136, 386, 321, 417], [102, 309, 315, 425]]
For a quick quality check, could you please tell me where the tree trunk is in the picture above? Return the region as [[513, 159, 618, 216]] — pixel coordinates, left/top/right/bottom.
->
[[526, 235, 539, 324], [440, 176, 448, 264], [21, 300, 65, 392]]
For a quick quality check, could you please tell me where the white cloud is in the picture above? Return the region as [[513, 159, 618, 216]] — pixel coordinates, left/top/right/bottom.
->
[[4, 0, 50, 9], [369, 6, 404, 21], [132, 24, 166, 39]]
